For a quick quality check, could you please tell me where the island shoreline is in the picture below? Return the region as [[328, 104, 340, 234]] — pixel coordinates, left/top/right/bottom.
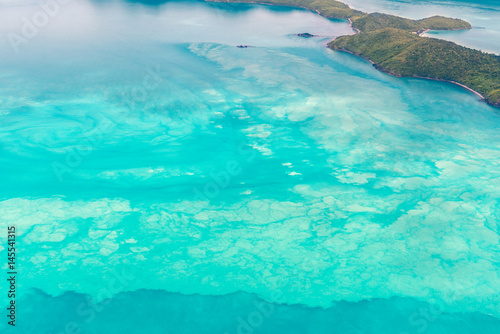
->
[[206, 0, 499, 108], [332, 47, 487, 101]]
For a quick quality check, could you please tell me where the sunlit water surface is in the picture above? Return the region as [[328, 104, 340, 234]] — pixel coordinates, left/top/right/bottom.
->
[[0, 0, 499, 333]]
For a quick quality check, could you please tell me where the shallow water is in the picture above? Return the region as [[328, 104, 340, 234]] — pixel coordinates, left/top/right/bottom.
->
[[0, 0, 499, 333]]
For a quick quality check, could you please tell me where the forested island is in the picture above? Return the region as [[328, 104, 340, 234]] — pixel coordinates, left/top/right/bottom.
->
[[208, 0, 500, 108]]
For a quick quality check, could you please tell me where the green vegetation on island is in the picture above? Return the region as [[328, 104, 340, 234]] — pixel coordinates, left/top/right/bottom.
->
[[211, 0, 364, 19], [351, 13, 471, 33], [208, 0, 500, 107], [330, 29, 500, 106]]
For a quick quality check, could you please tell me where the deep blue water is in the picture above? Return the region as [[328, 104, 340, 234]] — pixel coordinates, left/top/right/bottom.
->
[[0, 0, 499, 333], [18, 289, 500, 334]]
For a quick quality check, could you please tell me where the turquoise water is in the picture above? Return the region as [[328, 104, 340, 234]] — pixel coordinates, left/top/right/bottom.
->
[[0, 0, 499, 333], [348, 0, 500, 53]]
